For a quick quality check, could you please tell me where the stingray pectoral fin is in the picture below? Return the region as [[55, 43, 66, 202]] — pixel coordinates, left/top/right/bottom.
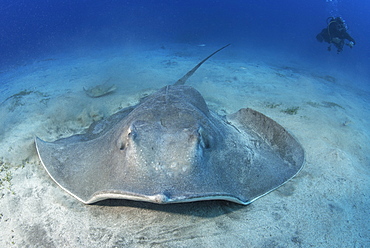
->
[[228, 108, 304, 169], [35, 136, 113, 204], [226, 108, 305, 203]]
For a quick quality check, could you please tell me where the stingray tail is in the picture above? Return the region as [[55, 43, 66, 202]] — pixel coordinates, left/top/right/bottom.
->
[[174, 44, 230, 86]]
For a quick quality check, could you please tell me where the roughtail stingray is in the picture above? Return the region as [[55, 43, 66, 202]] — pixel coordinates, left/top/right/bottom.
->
[[35, 44, 304, 205]]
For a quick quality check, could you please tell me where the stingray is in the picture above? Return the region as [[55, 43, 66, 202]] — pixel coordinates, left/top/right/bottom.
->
[[35, 44, 304, 205], [83, 79, 117, 98]]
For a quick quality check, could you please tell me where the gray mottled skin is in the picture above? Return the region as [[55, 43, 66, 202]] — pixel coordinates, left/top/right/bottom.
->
[[35, 45, 304, 205]]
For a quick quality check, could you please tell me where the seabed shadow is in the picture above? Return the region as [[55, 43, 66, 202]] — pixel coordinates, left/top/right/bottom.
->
[[93, 199, 246, 218]]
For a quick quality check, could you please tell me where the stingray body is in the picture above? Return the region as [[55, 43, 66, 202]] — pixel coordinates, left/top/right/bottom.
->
[[83, 83, 117, 98], [35, 45, 304, 205]]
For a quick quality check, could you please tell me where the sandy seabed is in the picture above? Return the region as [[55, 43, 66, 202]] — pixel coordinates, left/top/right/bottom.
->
[[0, 43, 369, 247]]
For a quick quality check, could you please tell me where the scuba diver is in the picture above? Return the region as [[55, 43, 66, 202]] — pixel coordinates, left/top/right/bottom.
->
[[316, 17, 356, 53]]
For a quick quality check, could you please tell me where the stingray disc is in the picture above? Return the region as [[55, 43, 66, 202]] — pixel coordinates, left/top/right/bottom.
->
[[35, 85, 304, 205]]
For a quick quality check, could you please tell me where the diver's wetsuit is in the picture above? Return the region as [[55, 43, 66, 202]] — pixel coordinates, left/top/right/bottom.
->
[[316, 17, 356, 53]]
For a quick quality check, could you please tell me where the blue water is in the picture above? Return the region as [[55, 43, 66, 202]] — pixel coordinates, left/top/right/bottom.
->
[[1, 0, 369, 91]]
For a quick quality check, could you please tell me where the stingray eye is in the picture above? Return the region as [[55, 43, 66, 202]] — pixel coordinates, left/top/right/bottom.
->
[[128, 130, 135, 139], [198, 126, 211, 149], [119, 126, 139, 151], [127, 126, 138, 140]]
